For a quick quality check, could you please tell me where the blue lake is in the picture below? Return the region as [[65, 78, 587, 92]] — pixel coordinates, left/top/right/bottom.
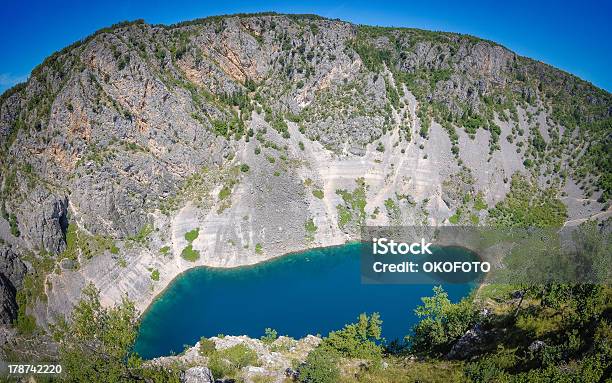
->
[[134, 242, 475, 359]]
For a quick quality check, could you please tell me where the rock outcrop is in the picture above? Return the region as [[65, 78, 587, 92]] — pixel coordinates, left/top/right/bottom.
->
[[0, 274, 17, 324]]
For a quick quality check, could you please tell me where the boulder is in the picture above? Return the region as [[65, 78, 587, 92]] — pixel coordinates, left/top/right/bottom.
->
[[528, 340, 546, 352], [447, 324, 486, 359], [182, 367, 214, 383]]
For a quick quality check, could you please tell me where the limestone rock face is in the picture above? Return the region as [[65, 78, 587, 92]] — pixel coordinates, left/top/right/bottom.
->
[[17, 189, 68, 254], [181, 367, 214, 383], [0, 274, 17, 324], [0, 245, 26, 290]]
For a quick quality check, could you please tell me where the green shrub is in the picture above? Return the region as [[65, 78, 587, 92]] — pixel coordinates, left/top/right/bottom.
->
[[337, 206, 352, 229], [261, 328, 278, 345], [240, 164, 250, 172], [299, 347, 340, 383], [209, 344, 260, 379], [312, 189, 324, 199], [181, 244, 200, 262], [218, 186, 231, 200], [15, 291, 37, 335], [150, 269, 159, 281], [9, 214, 20, 237], [255, 243, 263, 254], [449, 212, 460, 224], [409, 286, 477, 356], [305, 219, 317, 235], [198, 337, 216, 356], [131, 223, 153, 244], [474, 192, 487, 210], [184, 228, 200, 242], [321, 313, 382, 360]]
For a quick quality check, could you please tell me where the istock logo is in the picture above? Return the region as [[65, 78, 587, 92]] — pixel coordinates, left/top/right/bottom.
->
[[371, 237, 433, 255]]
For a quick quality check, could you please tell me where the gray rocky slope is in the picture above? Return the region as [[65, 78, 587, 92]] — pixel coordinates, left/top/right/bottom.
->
[[0, 13, 610, 328]]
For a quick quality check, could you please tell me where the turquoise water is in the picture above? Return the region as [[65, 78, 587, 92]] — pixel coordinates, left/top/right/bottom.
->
[[134, 243, 475, 359]]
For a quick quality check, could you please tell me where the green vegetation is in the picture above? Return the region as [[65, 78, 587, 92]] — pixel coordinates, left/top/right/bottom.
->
[[409, 286, 477, 355], [128, 223, 154, 244], [312, 188, 324, 199], [150, 269, 160, 281], [181, 227, 200, 261], [384, 198, 401, 224], [335, 178, 367, 230], [261, 328, 278, 345], [469, 214, 480, 225], [299, 347, 340, 383], [181, 244, 200, 262], [8, 213, 20, 237], [62, 223, 118, 265], [299, 313, 382, 382], [198, 337, 216, 356], [184, 228, 200, 242], [208, 344, 261, 380], [305, 218, 317, 240], [159, 245, 171, 256], [240, 164, 250, 172], [117, 257, 127, 267], [218, 186, 232, 200], [53, 284, 180, 382], [473, 192, 487, 211], [488, 174, 567, 227], [255, 243, 263, 254], [158, 166, 241, 214], [448, 211, 461, 224]]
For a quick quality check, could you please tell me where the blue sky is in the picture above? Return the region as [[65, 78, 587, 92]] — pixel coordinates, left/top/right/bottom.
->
[[1, 0, 611, 93]]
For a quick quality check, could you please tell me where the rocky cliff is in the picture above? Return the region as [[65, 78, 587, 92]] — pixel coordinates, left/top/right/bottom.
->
[[0, 13, 610, 329]]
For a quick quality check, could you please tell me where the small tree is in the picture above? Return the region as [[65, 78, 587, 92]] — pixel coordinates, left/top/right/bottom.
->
[[299, 347, 340, 383], [261, 328, 278, 345], [321, 312, 383, 360], [408, 286, 477, 356], [53, 283, 179, 382]]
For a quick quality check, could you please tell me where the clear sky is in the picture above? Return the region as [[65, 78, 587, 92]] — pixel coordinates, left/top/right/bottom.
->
[[1, 0, 611, 93]]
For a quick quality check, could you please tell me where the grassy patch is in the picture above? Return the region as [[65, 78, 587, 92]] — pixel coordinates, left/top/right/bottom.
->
[[159, 246, 171, 256], [255, 243, 263, 254], [198, 337, 216, 356], [305, 218, 317, 241], [312, 189, 324, 199], [184, 228, 200, 242], [62, 224, 117, 264], [181, 244, 200, 262], [474, 192, 487, 211], [208, 344, 261, 380], [449, 212, 461, 224], [337, 206, 352, 229], [150, 269, 160, 281], [218, 186, 232, 200]]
